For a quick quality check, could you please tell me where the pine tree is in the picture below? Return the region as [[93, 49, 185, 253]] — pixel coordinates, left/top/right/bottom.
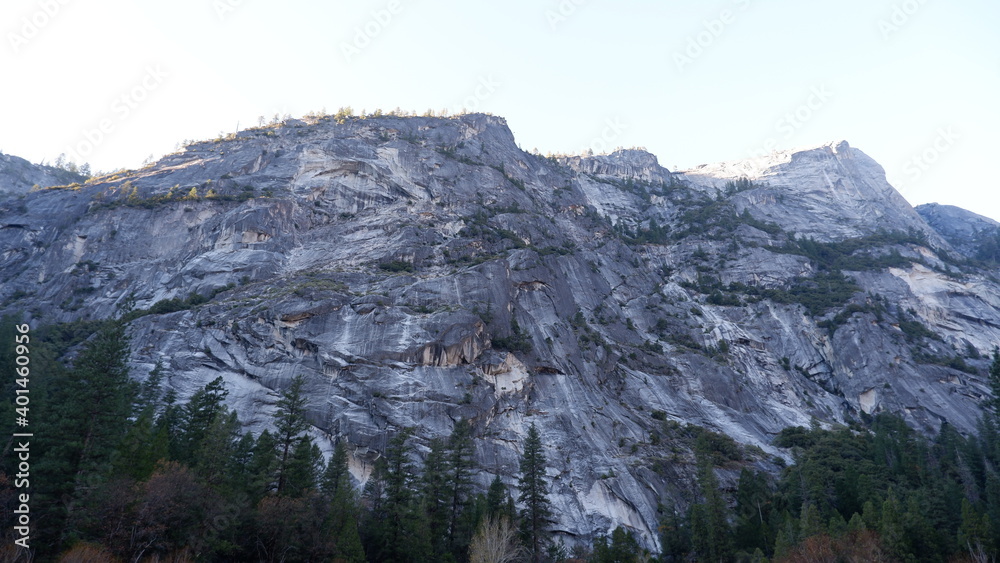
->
[[423, 437, 451, 558], [798, 501, 825, 539], [193, 409, 242, 488], [959, 498, 992, 556], [446, 419, 476, 557], [518, 423, 551, 563], [323, 441, 366, 562], [879, 493, 907, 559], [177, 376, 229, 463], [34, 315, 136, 545], [989, 350, 1000, 419], [110, 361, 170, 480], [110, 407, 166, 480], [689, 455, 732, 562], [592, 526, 641, 563], [364, 429, 431, 562], [284, 435, 323, 496], [658, 503, 691, 562], [486, 475, 515, 523], [156, 388, 184, 460], [134, 360, 166, 414], [248, 429, 279, 500], [734, 469, 772, 554], [273, 374, 311, 495], [322, 441, 352, 497]]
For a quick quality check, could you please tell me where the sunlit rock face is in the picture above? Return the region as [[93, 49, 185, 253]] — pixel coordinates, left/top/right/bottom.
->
[[916, 202, 1000, 259], [2, 114, 998, 551], [0, 151, 85, 195]]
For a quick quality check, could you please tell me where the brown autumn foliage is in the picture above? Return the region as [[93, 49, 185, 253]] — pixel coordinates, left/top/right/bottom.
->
[[776, 530, 896, 563], [58, 542, 122, 562], [254, 491, 335, 563], [77, 461, 220, 562]]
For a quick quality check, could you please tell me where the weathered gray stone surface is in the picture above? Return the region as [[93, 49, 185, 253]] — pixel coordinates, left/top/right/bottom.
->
[[0, 151, 85, 195], [1, 114, 998, 550], [916, 202, 1000, 258]]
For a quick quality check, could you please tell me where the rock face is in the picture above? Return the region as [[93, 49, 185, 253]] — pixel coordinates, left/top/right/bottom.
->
[[916, 202, 1000, 258], [680, 141, 943, 243], [0, 151, 85, 195], [2, 114, 998, 550]]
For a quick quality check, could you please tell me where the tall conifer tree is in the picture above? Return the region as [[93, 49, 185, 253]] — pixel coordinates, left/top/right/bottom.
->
[[518, 423, 551, 562]]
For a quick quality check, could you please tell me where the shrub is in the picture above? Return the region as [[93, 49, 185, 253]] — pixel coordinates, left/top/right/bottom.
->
[[378, 260, 415, 273]]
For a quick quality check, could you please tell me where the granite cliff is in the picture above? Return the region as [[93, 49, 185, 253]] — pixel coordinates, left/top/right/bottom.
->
[[2, 113, 998, 550]]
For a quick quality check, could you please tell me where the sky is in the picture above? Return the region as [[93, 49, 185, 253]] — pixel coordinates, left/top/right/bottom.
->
[[2, 0, 998, 219]]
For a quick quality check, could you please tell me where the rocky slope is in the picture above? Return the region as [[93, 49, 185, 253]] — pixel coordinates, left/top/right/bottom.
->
[[2, 114, 998, 550], [0, 151, 85, 195], [916, 202, 1000, 259]]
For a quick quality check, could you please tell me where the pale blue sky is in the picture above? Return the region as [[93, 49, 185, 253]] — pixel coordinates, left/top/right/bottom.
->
[[3, 0, 998, 219]]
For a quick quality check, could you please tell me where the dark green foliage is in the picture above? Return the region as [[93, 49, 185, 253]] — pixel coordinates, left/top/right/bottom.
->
[[694, 428, 743, 465], [192, 410, 242, 488], [248, 429, 280, 500], [420, 421, 478, 561], [974, 226, 1000, 265], [34, 313, 136, 544], [273, 374, 311, 495], [378, 260, 416, 273], [363, 429, 432, 562], [323, 441, 366, 562], [423, 437, 451, 557], [653, 411, 1000, 562], [914, 350, 979, 374], [518, 423, 552, 563], [737, 208, 783, 235], [769, 229, 928, 272], [592, 526, 642, 562], [770, 272, 861, 316], [284, 435, 324, 496], [690, 455, 733, 562], [815, 300, 886, 333], [5, 317, 373, 561], [988, 350, 1000, 419], [897, 310, 941, 343], [485, 474, 516, 523], [730, 272, 861, 316], [125, 284, 236, 320], [176, 376, 229, 464], [616, 216, 670, 245], [110, 407, 167, 481], [658, 503, 691, 562], [492, 318, 532, 353], [444, 420, 477, 557], [706, 290, 742, 307], [734, 469, 774, 555]]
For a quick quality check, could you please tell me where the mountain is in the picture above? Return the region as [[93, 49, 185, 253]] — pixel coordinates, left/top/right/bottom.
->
[[2, 113, 998, 550], [916, 202, 1000, 259], [0, 151, 86, 195]]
